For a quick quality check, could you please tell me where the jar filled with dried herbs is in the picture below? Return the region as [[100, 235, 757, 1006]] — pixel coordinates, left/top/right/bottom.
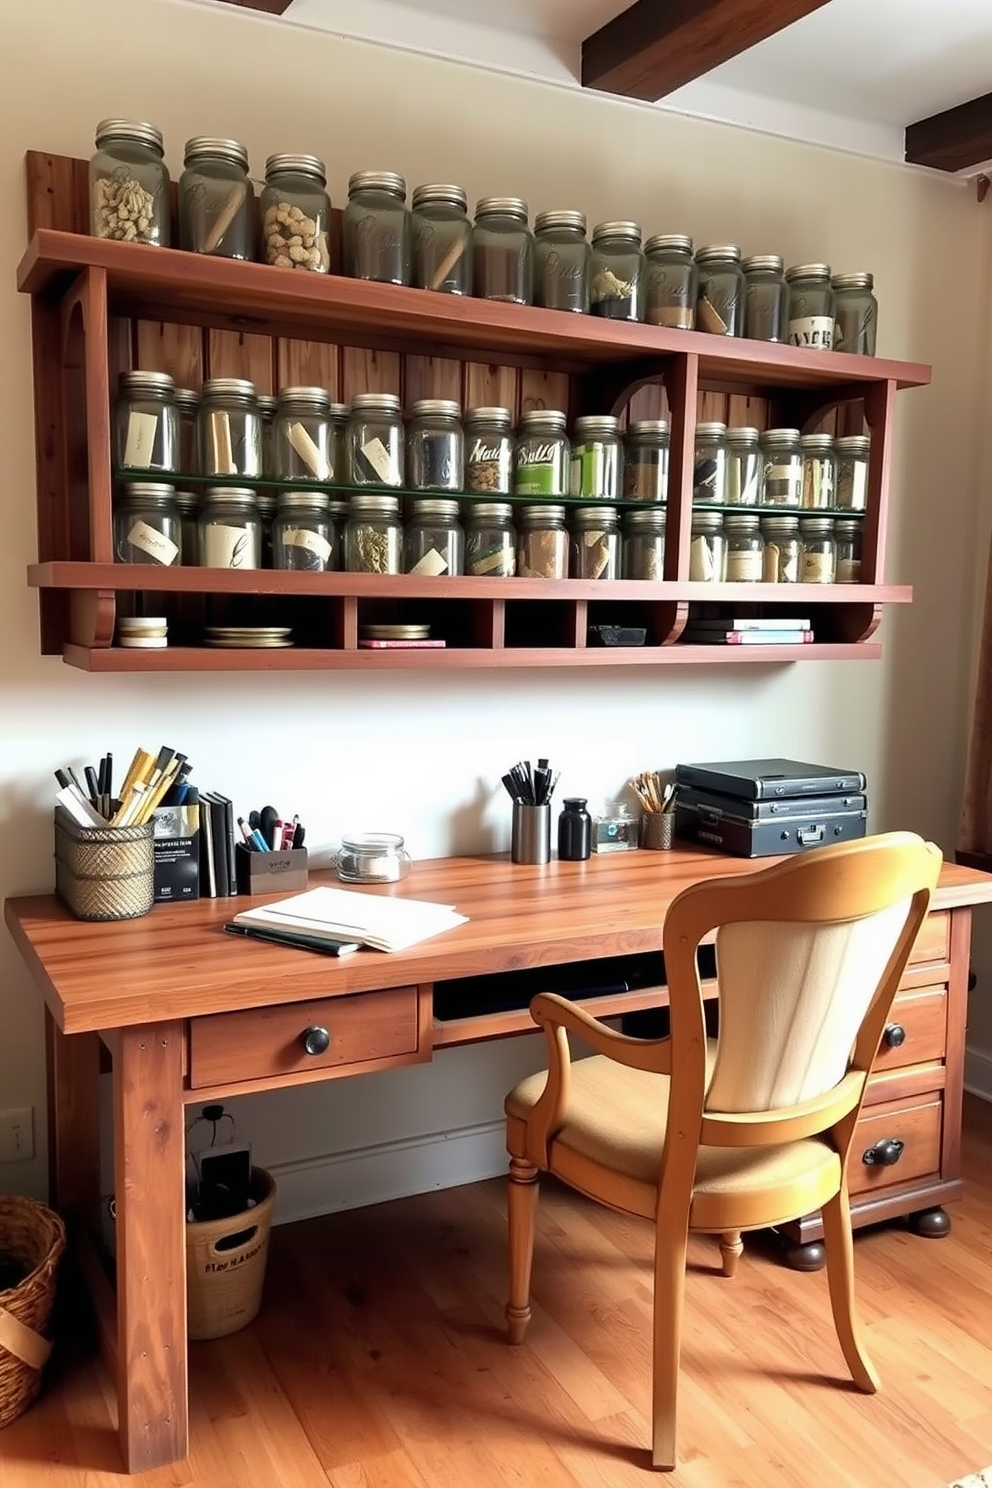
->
[[465, 407, 513, 494], [199, 378, 262, 479], [407, 400, 464, 492], [514, 410, 569, 498], [759, 428, 802, 507], [472, 198, 533, 305], [412, 184, 472, 295], [570, 415, 622, 500], [113, 482, 181, 565], [760, 513, 800, 583], [800, 433, 836, 509], [590, 222, 644, 321], [344, 171, 411, 286], [696, 245, 744, 336], [404, 497, 464, 575], [832, 272, 877, 356], [517, 504, 568, 579], [624, 420, 669, 502], [179, 138, 255, 260], [693, 422, 728, 504], [799, 514, 836, 583], [570, 505, 620, 579], [199, 487, 261, 569], [786, 264, 834, 349], [344, 493, 402, 573], [90, 118, 170, 247], [534, 210, 590, 314], [274, 387, 332, 483], [742, 254, 787, 342], [465, 502, 516, 576], [644, 234, 696, 329], [835, 434, 870, 511], [689, 509, 726, 582], [272, 491, 335, 571], [347, 393, 405, 487], [833, 517, 863, 582], [723, 511, 764, 581], [261, 154, 331, 273], [623, 506, 666, 579], [725, 427, 761, 505], [115, 371, 179, 473]]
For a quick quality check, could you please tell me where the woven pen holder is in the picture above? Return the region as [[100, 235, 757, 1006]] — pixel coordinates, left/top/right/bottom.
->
[[640, 812, 675, 850], [54, 806, 154, 921]]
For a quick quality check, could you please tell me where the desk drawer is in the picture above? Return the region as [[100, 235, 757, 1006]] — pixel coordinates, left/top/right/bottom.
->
[[872, 984, 947, 1073], [189, 987, 422, 1089], [847, 1092, 941, 1198], [908, 912, 949, 968]]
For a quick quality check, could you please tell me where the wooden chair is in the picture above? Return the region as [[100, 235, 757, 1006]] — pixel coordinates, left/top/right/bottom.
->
[[503, 832, 942, 1470]]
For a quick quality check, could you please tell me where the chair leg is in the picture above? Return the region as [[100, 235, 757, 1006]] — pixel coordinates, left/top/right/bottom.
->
[[821, 1187, 879, 1393], [651, 1221, 690, 1470], [719, 1230, 743, 1278], [506, 1156, 539, 1345]]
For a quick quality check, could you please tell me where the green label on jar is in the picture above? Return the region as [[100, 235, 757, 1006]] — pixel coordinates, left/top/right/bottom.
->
[[515, 463, 559, 496], [570, 446, 606, 498]]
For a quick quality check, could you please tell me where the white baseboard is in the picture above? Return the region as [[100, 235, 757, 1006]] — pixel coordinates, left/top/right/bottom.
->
[[965, 1046, 992, 1103]]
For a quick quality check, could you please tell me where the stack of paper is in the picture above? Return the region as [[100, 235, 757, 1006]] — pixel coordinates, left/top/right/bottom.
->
[[232, 886, 468, 953]]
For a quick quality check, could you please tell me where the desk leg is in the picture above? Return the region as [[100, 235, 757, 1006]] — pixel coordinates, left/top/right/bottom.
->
[[113, 1021, 188, 1473], [45, 1011, 101, 1223]]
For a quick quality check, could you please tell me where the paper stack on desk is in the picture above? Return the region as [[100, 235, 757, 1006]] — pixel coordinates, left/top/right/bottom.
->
[[232, 886, 468, 953]]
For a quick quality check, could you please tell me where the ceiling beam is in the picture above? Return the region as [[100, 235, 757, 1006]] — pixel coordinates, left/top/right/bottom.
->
[[906, 92, 992, 173], [211, 0, 294, 15], [581, 0, 832, 101]]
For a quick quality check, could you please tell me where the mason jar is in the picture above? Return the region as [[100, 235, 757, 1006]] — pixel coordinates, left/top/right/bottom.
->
[[533, 210, 590, 314], [514, 409, 569, 498], [347, 393, 404, 486], [624, 420, 669, 502], [472, 198, 533, 305], [329, 403, 349, 485], [833, 273, 878, 356], [725, 427, 761, 505], [179, 138, 254, 260], [759, 428, 802, 506], [113, 482, 181, 565], [590, 221, 644, 321], [693, 422, 728, 504], [173, 388, 199, 477], [272, 490, 334, 571], [799, 514, 837, 583], [199, 487, 261, 568], [723, 511, 764, 582], [261, 154, 330, 273], [407, 399, 464, 492], [689, 508, 726, 581], [834, 517, 863, 583], [411, 184, 472, 295], [835, 434, 870, 511], [90, 118, 170, 246], [570, 505, 619, 579], [199, 378, 262, 478], [644, 234, 696, 330], [696, 245, 744, 336], [273, 387, 332, 482], [623, 506, 666, 579], [517, 504, 568, 579], [344, 492, 402, 573], [465, 501, 516, 576], [256, 491, 276, 568], [404, 497, 464, 575], [465, 407, 513, 494], [760, 513, 801, 583], [115, 370, 178, 473], [570, 415, 621, 499], [786, 264, 835, 349], [800, 433, 836, 509], [327, 498, 348, 556], [742, 254, 787, 342], [175, 490, 199, 566], [343, 171, 410, 285], [258, 394, 277, 478]]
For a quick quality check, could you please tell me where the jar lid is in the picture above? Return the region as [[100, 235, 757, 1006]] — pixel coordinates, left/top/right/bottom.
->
[[571, 504, 618, 525], [467, 501, 514, 522], [475, 196, 528, 222], [759, 513, 799, 531], [412, 183, 467, 212], [277, 385, 331, 411], [117, 481, 176, 501], [349, 392, 402, 414], [835, 434, 871, 454], [562, 798, 588, 809], [119, 370, 175, 397], [691, 509, 724, 531], [411, 398, 461, 419], [785, 262, 832, 282], [519, 409, 567, 431], [592, 220, 642, 245], [184, 137, 250, 171], [627, 419, 670, 438], [644, 233, 693, 255], [348, 170, 407, 199], [761, 427, 801, 445], [798, 514, 834, 531], [723, 512, 760, 530], [725, 426, 760, 446], [202, 486, 257, 505], [534, 209, 587, 235], [264, 153, 327, 185], [695, 421, 727, 439], [623, 506, 666, 529], [573, 415, 620, 440], [255, 492, 277, 516], [329, 402, 349, 419], [409, 497, 461, 520], [833, 517, 862, 534], [517, 504, 565, 526], [466, 406, 513, 427], [695, 244, 742, 264], [173, 387, 199, 413], [832, 271, 874, 291], [174, 491, 199, 513], [258, 394, 277, 416], [800, 433, 835, 452], [741, 254, 784, 274], [340, 831, 406, 851], [201, 377, 258, 403], [95, 118, 164, 154], [348, 492, 401, 515], [277, 490, 331, 512], [327, 499, 349, 519]]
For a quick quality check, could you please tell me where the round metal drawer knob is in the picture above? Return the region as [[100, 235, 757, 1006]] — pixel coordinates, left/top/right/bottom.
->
[[302, 1025, 331, 1056], [883, 1023, 906, 1049], [862, 1137, 904, 1167]]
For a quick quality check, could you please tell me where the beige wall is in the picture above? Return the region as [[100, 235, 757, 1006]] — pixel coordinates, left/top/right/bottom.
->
[[1, 0, 989, 1209]]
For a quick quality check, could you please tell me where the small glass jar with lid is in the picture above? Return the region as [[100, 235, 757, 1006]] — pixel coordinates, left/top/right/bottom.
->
[[835, 434, 870, 510], [465, 502, 516, 576], [404, 497, 464, 575], [272, 490, 335, 571], [273, 387, 332, 482], [570, 415, 621, 499], [742, 254, 787, 342], [800, 433, 836, 509], [258, 395, 277, 478], [465, 407, 513, 494], [644, 234, 696, 329], [179, 138, 254, 260], [173, 388, 199, 477], [786, 264, 835, 349], [590, 222, 644, 321], [472, 198, 533, 305], [623, 506, 666, 580], [328, 403, 349, 485], [833, 517, 863, 583], [115, 370, 179, 473], [114, 482, 181, 565], [261, 154, 330, 273], [760, 513, 801, 583], [514, 410, 569, 498], [517, 504, 568, 579], [534, 210, 590, 314], [198, 487, 261, 568], [759, 428, 802, 506], [693, 422, 728, 504], [344, 493, 403, 573], [411, 184, 472, 295], [90, 118, 170, 246], [696, 246, 745, 336], [689, 509, 726, 581], [723, 511, 764, 582], [725, 427, 761, 505], [343, 171, 410, 285], [624, 420, 669, 502], [174, 490, 199, 566], [347, 393, 405, 486], [256, 491, 276, 567], [570, 505, 620, 579], [198, 378, 262, 478], [832, 272, 877, 356], [799, 514, 836, 583], [337, 832, 412, 884], [408, 400, 464, 492], [327, 498, 348, 555]]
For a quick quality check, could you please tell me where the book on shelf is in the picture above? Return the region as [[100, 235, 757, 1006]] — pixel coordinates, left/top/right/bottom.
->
[[231, 885, 469, 953], [681, 628, 815, 646], [685, 617, 811, 631]]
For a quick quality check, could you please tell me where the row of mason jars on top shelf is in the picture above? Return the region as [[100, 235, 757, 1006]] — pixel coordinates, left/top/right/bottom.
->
[[90, 121, 876, 352]]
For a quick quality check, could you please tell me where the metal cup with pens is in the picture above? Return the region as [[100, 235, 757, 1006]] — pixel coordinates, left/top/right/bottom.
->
[[631, 771, 677, 851], [503, 759, 558, 865]]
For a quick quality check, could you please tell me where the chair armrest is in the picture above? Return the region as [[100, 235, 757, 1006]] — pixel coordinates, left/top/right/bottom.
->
[[530, 993, 673, 1075]]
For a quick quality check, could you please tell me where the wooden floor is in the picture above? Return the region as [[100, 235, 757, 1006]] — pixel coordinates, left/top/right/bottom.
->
[[2, 1097, 991, 1487]]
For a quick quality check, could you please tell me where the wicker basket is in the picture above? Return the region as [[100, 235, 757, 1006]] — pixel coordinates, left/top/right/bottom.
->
[[186, 1168, 276, 1341], [0, 1196, 66, 1428], [54, 806, 154, 921]]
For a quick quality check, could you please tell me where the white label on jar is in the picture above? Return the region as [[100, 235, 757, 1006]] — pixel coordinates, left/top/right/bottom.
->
[[287, 421, 330, 480], [361, 436, 396, 483], [801, 550, 835, 583], [836, 558, 861, 583], [690, 535, 718, 581], [123, 411, 159, 469], [202, 523, 257, 569], [209, 410, 237, 474], [410, 546, 448, 576], [788, 316, 834, 349], [126, 519, 179, 566], [283, 527, 333, 564], [726, 549, 762, 581]]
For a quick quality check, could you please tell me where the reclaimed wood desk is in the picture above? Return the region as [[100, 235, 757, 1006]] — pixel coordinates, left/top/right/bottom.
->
[[6, 847, 992, 1472]]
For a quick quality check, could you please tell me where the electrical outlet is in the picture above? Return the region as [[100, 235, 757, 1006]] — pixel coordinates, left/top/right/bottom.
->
[[0, 1108, 35, 1163]]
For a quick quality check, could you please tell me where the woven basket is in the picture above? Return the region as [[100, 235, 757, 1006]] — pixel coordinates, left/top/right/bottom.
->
[[54, 806, 154, 921], [0, 1196, 66, 1428], [186, 1168, 276, 1341]]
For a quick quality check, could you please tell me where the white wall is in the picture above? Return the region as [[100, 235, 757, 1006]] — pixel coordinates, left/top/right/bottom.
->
[[2, 0, 989, 1211]]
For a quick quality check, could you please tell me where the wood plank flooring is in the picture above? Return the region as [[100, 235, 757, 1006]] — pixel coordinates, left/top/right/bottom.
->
[[2, 1096, 991, 1487]]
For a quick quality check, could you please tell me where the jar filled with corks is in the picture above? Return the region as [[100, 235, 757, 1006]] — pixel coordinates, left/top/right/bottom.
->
[[90, 119, 170, 246], [260, 154, 330, 273]]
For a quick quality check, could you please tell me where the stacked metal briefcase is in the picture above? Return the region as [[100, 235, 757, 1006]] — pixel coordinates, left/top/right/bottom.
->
[[673, 757, 868, 858]]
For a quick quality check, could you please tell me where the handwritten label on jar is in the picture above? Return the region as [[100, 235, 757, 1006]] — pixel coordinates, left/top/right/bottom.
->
[[202, 523, 257, 569], [409, 547, 448, 576], [126, 519, 179, 566], [123, 411, 160, 469], [360, 436, 398, 484], [801, 550, 835, 583], [788, 316, 834, 349], [287, 422, 330, 480], [725, 549, 762, 581], [283, 527, 333, 564]]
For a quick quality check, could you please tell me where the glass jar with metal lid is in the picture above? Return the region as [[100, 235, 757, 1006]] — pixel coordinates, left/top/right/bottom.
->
[[465, 407, 513, 494], [723, 511, 764, 582], [742, 254, 787, 342], [256, 491, 276, 568], [404, 497, 464, 575], [343, 493, 402, 573], [624, 420, 669, 502], [198, 378, 262, 478], [725, 427, 761, 505], [644, 234, 696, 329], [832, 273, 877, 356], [760, 512, 801, 583], [693, 422, 728, 504], [113, 482, 181, 565], [198, 487, 261, 568], [696, 245, 744, 336], [759, 428, 802, 506], [465, 502, 516, 576], [570, 505, 620, 579], [90, 118, 170, 246], [800, 433, 836, 509], [343, 171, 410, 285], [786, 264, 835, 349], [173, 388, 199, 477], [623, 506, 666, 580], [407, 400, 464, 492], [337, 833, 412, 884], [327, 497, 348, 553], [590, 222, 644, 321], [175, 490, 199, 566], [472, 198, 533, 305], [514, 410, 569, 497], [347, 393, 404, 487], [517, 504, 568, 579], [833, 517, 863, 583], [799, 514, 836, 583], [570, 415, 621, 499], [179, 138, 254, 260], [328, 403, 349, 485], [261, 154, 330, 273], [273, 387, 332, 482], [258, 395, 277, 477], [115, 371, 179, 473], [689, 508, 726, 581], [534, 210, 590, 314], [272, 490, 335, 571], [835, 434, 870, 510], [411, 184, 472, 295]]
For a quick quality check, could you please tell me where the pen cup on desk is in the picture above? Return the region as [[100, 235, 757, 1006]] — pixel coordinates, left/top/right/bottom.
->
[[640, 812, 675, 851], [511, 802, 551, 865], [53, 806, 154, 921], [235, 842, 309, 895]]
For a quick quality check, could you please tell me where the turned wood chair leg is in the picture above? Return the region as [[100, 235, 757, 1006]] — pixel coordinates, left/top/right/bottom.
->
[[652, 1222, 690, 1471], [821, 1188, 879, 1393], [719, 1230, 743, 1278], [506, 1156, 539, 1344]]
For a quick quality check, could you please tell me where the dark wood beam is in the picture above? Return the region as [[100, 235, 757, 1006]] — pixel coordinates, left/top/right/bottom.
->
[[212, 0, 293, 15], [906, 92, 992, 173], [581, 0, 832, 101]]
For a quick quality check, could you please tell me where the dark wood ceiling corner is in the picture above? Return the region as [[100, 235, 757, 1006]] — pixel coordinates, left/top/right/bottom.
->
[[906, 92, 992, 173], [581, 0, 832, 101], [212, 0, 294, 15]]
